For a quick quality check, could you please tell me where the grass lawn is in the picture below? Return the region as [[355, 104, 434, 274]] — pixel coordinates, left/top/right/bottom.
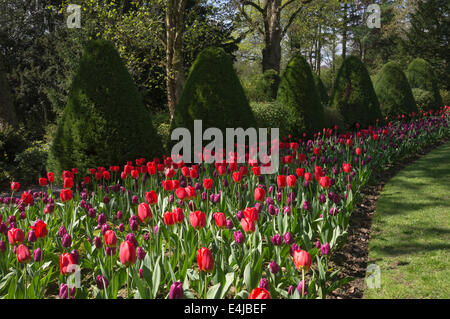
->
[[364, 141, 450, 299]]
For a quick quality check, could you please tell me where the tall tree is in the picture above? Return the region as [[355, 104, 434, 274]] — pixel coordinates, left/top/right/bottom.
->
[[234, 0, 314, 74]]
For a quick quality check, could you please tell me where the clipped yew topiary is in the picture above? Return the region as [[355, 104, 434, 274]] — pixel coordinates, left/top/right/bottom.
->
[[47, 39, 162, 177], [330, 56, 382, 129], [374, 62, 417, 117], [405, 58, 443, 110], [276, 55, 325, 137], [170, 47, 257, 137], [313, 73, 329, 106]]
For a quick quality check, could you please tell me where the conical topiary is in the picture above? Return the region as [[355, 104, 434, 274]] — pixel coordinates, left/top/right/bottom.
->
[[170, 46, 257, 138], [47, 39, 162, 177], [374, 62, 417, 117], [276, 55, 325, 137], [405, 58, 443, 110], [330, 56, 382, 129], [313, 73, 329, 106]]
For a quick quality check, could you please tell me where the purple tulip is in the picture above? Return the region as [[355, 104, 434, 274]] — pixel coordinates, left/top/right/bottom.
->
[[169, 281, 184, 299]]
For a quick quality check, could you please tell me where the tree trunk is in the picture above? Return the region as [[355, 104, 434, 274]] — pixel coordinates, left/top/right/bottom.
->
[[262, 0, 282, 73], [166, 0, 186, 120], [342, 3, 348, 60]]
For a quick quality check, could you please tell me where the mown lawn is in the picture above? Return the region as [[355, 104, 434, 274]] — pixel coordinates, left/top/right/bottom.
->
[[364, 141, 450, 299]]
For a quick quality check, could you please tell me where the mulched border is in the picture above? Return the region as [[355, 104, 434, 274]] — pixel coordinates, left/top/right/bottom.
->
[[328, 136, 450, 299]]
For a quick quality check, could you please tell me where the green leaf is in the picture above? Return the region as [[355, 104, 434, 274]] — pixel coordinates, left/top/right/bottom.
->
[[152, 257, 162, 298], [206, 283, 221, 299], [220, 272, 235, 299]]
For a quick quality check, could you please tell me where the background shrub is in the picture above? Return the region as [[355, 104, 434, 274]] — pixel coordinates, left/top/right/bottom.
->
[[170, 47, 257, 139], [323, 106, 346, 132], [374, 62, 417, 117], [412, 88, 435, 111], [439, 89, 449, 107], [0, 124, 27, 183], [276, 55, 325, 137], [405, 58, 443, 110], [250, 101, 293, 137], [330, 56, 382, 129], [12, 141, 49, 184], [47, 39, 162, 178]]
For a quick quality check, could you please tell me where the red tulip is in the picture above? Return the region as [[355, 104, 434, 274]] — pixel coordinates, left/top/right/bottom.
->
[[38, 178, 47, 187], [30, 220, 47, 239], [131, 169, 139, 179], [197, 247, 214, 272], [21, 192, 33, 205], [104, 230, 117, 248], [62, 170, 73, 180], [304, 172, 312, 182], [343, 163, 352, 173], [240, 217, 255, 233], [164, 211, 175, 226], [172, 208, 184, 224], [137, 203, 152, 223], [217, 165, 227, 176], [119, 241, 136, 266], [16, 244, 31, 264], [203, 178, 213, 190], [252, 166, 261, 176], [83, 176, 91, 185], [190, 169, 199, 179], [184, 186, 196, 199], [232, 171, 242, 183], [47, 172, 55, 183], [355, 147, 362, 156], [249, 287, 271, 299], [277, 175, 286, 188], [319, 176, 331, 188], [243, 207, 258, 222], [60, 253, 76, 275], [254, 187, 266, 202], [189, 211, 206, 229], [296, 168, 304, 177], [8, 228, 24, 245], [60, 189, 73, 202], [145, 191, 158, 205], [162, 180, 174, 191], [313, 147, 321, 156], [287, 175, 297, 187], [103, 171, 111, 180], [63, 177, 74, 189], [293, 249, 312, 271], [214, 212, 227, 228]]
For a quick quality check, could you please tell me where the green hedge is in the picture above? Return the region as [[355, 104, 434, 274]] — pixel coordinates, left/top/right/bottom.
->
[[330, 56, 382, 129], [406, 58, 443, 110], [47, 39, 162, 177], [374, 62, 417, 117], [313, 73, 329, 106], [276, 55, 325, 137], [170, 47, 257, 139]]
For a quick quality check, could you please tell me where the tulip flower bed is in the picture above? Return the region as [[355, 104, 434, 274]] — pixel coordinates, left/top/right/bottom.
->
[[0, 108, 449, 299]]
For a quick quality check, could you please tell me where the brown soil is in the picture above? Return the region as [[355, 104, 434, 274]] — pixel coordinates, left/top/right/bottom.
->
[[328, 136, 450, 299]]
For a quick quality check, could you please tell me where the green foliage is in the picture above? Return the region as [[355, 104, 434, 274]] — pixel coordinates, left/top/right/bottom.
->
[[170, 46, 257, 136], [250, 101, 292, 137], [47, 40, 162, 177], [313, 73, 329, 106], [440, 90, 450, 107], [0, 124, 27, 182], [411, 88, 435, 111], [323, 107, 346, 132], [374, 62, 417, 117], [241, 70, 280, 103], [12, 141, 49, 184], [0, 62, 17, 129], [330, 56, 382, 129], [406, 58, 443, 110], [276, 55, 325, 137]]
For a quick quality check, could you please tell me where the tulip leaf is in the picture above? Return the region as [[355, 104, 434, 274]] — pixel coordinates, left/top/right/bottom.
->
[[219, 272, 235, 299], [152, 256, 162, 298], [243, 262, 253, 291], [131, 267, 147, 299], [235, 290, 249, 299], [207, 283, 221, 299]]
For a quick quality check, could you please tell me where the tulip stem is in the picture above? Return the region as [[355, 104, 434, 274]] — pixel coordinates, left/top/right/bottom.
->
[[23, 264, 27, 299], [204, 273, 209, 299], [127, 267, 130, 299], [301, 268, 305, 298]]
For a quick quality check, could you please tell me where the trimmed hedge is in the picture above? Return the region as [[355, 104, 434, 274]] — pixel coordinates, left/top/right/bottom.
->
[[412, 88, 435, 111], [47, 39, 162, 177], [170, 46, 257, 138], [330, 56, 382, 129], [406, 58, 443, 110], [276, 55, 325, 137], [374, 62, 417, 117]]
